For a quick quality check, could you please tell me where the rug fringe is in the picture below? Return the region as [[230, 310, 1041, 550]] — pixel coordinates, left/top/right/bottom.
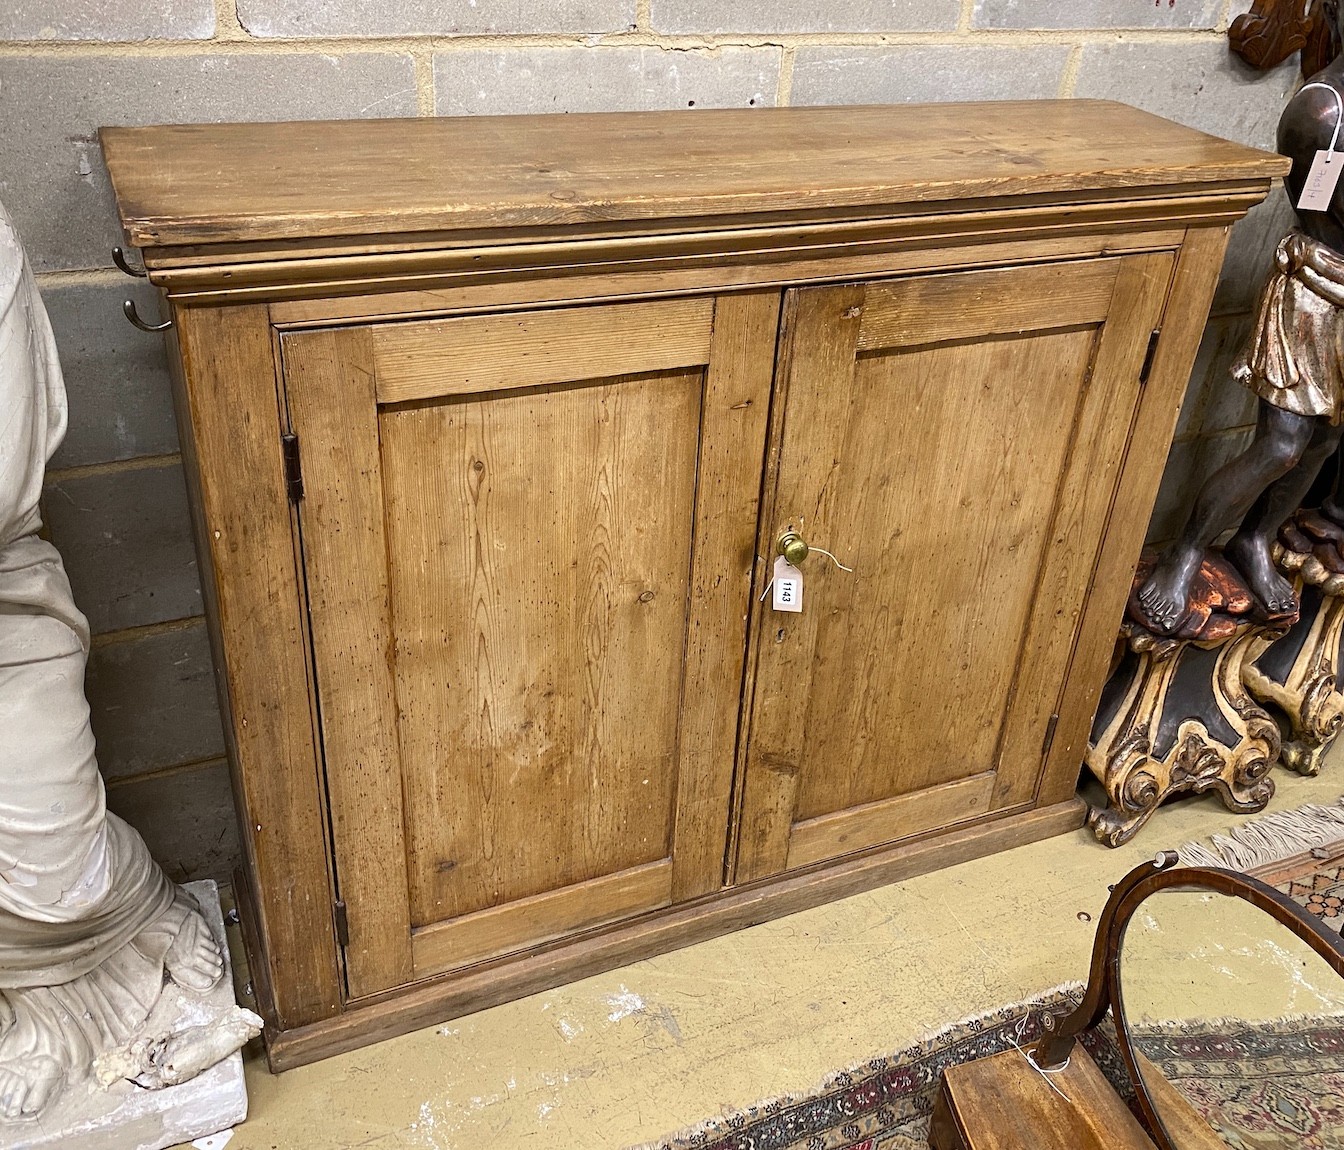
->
[[1176, 796, 1344, 870], [623, 981, 1084, 1150]]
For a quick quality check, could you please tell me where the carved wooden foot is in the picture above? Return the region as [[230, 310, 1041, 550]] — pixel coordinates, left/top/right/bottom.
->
[[1085, 551, 1288, 847], [1245, 510, 1344, 775]]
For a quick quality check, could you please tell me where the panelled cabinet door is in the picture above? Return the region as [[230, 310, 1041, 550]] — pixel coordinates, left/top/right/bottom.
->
[[280, 292, 777, 998], [734, 254, 1176, 883]]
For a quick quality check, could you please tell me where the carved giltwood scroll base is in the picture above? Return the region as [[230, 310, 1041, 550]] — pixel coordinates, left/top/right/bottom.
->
[[1085, 553, 1289, 847], [1244, 509, 1344, 775]]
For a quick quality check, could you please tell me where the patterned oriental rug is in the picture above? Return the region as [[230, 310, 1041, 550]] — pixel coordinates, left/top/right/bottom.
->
[[633, 798, 1344, 1150], [630, 985, 1115, 1150], [1128, 1016, 1344, 1150]]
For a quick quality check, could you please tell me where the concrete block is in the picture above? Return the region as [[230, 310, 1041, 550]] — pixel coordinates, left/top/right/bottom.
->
[[0, 53, 418, 272], [42, 461, 201, 634], [974, 0, 1222, 30], [42, 279, 179, 469], [239, 0, 633, 36], [1073, 40, 1298, 150], [1075, 43, 1298, 322], [106, 761, 241, 883], [1213, 186, 1297, 316], [651, 0, 958, 34], [1176, 313, 1257, 441], [0, 0, 214, 41], [790, 45, 1072, 107], [435, 46, 779, 116], [88, 621, 225, 783]]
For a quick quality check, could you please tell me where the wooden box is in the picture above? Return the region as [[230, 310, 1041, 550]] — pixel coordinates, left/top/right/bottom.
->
[[101, 102, 1286, 1067]]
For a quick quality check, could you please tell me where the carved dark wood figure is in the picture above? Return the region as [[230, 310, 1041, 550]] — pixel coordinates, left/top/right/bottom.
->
[[1231, 0, 1341, 77], [1141, 3, 1344, 634], [1086, 554, 1288, 846]]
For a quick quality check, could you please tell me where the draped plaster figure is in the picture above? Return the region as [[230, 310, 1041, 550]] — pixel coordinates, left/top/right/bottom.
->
[[0, 203, 248, 1123]]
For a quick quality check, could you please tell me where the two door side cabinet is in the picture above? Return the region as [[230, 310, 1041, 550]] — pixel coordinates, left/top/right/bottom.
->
[[102, 101, 1286, 1067]]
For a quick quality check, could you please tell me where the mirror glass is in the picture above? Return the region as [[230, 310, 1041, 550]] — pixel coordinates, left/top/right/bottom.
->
[[1119, 886, 1344, 1149]]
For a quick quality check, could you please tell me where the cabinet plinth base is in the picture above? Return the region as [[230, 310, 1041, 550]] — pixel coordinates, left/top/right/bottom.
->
[[248, 799, 1085, 1072]]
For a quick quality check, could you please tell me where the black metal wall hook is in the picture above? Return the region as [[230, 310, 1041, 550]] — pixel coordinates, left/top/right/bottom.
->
[[112, 246, 147, 278], [122, 298, 172, 333]]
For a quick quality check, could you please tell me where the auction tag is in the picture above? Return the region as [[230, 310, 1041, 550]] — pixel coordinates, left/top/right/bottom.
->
[[772, 555, 803, 613], [1299, 149, 1343, 211]]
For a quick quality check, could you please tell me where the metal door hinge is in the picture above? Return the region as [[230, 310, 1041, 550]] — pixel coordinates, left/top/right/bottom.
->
[[1041, 713, 1061, 759], [282, 432, 304, 502], [334, 899, 350, 947], [1139, 329, 1162, 384]]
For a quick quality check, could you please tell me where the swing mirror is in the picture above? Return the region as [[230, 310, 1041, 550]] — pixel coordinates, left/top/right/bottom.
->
[[1116, 879, 1344, 1148], [1032, 854, 1344, 1150]]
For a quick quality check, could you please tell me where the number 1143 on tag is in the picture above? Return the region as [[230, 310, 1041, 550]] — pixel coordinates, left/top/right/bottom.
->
[[772, 555, 803, 613]]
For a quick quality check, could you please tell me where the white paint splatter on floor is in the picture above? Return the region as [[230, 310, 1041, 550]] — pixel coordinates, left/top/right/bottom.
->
[[605, 985, 646, 1022]]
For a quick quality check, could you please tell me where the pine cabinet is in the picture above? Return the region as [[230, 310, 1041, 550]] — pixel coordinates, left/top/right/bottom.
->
[[102, 101, 1285, 1067]]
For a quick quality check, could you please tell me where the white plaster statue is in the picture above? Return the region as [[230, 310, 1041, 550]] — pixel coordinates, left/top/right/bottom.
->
[[0, 202, 252, 1123]]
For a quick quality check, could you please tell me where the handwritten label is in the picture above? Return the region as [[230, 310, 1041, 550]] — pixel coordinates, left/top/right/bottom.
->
[[1299, 149, 1344, 212], [772, 555, 803, 613]]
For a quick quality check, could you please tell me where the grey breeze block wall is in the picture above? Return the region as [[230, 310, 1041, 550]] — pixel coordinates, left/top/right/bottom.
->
[[0, 0, 1301, 883]]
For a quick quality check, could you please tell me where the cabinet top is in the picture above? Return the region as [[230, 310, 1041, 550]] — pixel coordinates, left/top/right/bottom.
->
[[102, 101, 1287, 251]]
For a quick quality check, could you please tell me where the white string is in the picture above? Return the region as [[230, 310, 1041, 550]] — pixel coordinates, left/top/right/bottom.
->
[[1302, 81, 1344, 155], [809, 546, 854, 572], [1009, 1013, 1072, 1104], [757, 545, 855, 601]]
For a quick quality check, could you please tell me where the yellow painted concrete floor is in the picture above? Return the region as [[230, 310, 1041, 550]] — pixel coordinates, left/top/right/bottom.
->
[[201, 766, 1344, 1150]]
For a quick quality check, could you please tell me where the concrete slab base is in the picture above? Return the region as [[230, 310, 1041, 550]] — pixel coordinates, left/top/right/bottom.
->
[[2, 880, 250, 1150]]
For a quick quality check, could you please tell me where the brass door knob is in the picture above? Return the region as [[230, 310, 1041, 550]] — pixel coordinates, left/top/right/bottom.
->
[[777, 531, 809, 566]]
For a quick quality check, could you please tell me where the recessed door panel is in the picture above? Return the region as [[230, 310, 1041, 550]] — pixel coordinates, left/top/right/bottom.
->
[[791, 327, 1096, 824], [380, 370, 701, 927]]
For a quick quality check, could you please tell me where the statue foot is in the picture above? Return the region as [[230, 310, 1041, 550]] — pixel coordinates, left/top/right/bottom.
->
[[94, 1007, 263, 1092], [163, 906, 224, 993], [1226, 533, 1297, 617], [131, 1008, 263, 1090], [1136, 547, 1203, 632], [1298, 509, 1344, 544], [0, 1055, 62, 1120]]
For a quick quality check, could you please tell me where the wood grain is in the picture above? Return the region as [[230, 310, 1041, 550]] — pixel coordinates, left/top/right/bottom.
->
[[857, 259, 1119, 350], [786, 772, 995, 870], [380, 367, 701, 928], [268, 798, 1086, 1069], [372, 298, 713, 403], [280, 327, 415, 999], [141, 194, 1252, 304], [266, 229, 1187, 329], [737, 264, 1106, 882], [932, 1045, 1157, 1150], [669, 291, 778, 901], [734, 283, 865, 883], [1038, 229, 1232, 806], [410, 859, 672, 978], [993, 251, 1174, 810], [171, 305, 343, 1027], [124, 105, 1279, 1066], [100, 103, 1286, 250]]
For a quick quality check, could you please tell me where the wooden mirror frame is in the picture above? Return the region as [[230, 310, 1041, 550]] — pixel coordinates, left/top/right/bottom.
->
[[1035, 852, 1344, 1150]]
